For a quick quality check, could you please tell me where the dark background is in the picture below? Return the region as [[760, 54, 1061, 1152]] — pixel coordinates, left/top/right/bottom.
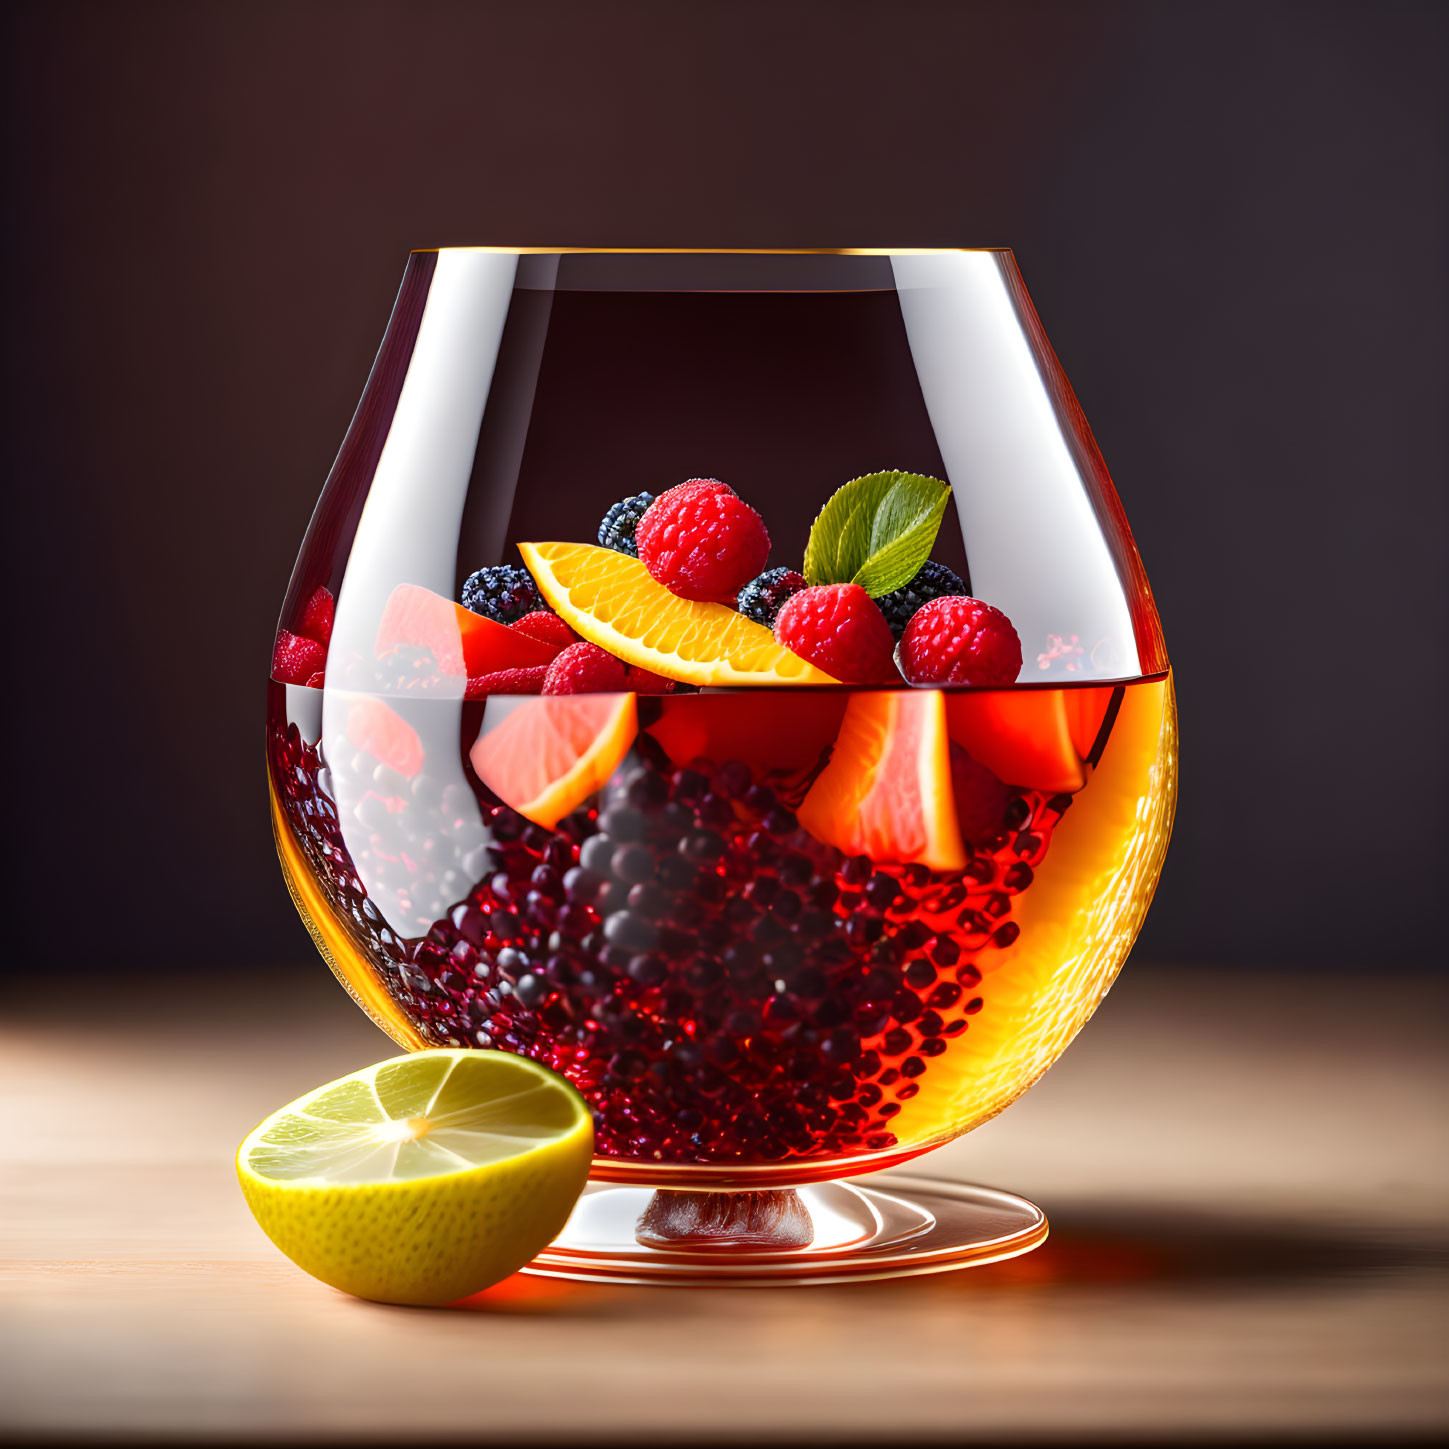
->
[[4, 0, 1445, 974]]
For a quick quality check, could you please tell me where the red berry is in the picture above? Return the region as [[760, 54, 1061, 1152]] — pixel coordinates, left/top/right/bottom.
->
[[272, 629, 327, 684], [626, 664, 676, 694], [773, 584, 897, 684], [464, 664, 549, 699], [899, 596, 1022, 686], [544, 642, 630, 695], [949, 744, 1012, 843], [305, 670, 326, 689], [636, 479, 771, 602], [298, 586, 335, 644], [509, 610, 578, 652]]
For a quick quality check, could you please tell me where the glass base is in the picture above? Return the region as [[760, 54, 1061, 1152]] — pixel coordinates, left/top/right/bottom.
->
[[522, 1173, 1048, 1287]]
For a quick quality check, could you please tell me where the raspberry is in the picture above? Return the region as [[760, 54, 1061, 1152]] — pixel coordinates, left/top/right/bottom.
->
[[773, 584, 897, 684], [272, 629, 328, 684], [898, 596, 1022, 686], [298, 586, 335, 644], [736, 568, 807, 629], [598, 491, 656, 557], [465, 665, 549, 699], [636, 479, 771, 602], [876, 561, 966, 638], [460, 564, 541, 624], [544, 642, 630, 695], [626, 664, 676, 694], [509, 611, 578, 651]]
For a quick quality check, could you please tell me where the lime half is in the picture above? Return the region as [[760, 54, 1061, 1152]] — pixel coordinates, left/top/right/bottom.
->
[[237, 1049, 593, 1304]]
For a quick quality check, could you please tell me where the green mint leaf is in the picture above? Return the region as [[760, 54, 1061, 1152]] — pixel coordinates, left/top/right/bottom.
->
[[802, 471, 952, 597], [851, 476, 952, 596], [802, 472, 897, 586]]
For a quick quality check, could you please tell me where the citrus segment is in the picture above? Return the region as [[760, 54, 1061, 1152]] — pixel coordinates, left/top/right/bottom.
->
[[647, 692, 847, 776], [944, 690, 1089, 794], [799, 690, 966, 872], [1064, 685, 1118, 761], [469, 693, 638, 828], [346, 697, 423, 779], [375, 583, 557, 676], [518, 542, 838, 687], [237, 1050, 593, 1305]]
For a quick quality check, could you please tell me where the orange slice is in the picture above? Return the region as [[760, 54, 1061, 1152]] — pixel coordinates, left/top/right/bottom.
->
[[518, 542, 837, 687], [469, 693, 638, 829], [648, 692, 847, 776], [799, 690, 966, 872], [943, 690, 1089, 794], [375, 584, 558, 677], [1064, 685, 1117, 760], [346, 698, 424, 779]]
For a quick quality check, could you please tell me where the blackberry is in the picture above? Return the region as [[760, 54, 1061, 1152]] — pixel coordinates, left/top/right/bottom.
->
[[460, 564, 541, 624], [598, 491, 656, 557], [876, 560, 968, 638], [736, 568, 807, 629]]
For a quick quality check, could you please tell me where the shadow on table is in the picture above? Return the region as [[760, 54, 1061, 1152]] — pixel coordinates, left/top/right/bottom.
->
[[897, 1200, 1448, 1299], [437, 1201, 1447, 1317]]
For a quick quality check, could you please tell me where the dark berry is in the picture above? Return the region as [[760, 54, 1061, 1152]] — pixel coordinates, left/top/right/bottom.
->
[[579, 835, 616, 876], [876, 560, 969, 638], [514, 974, 549, 1007], [460, 564, 541, 625], [736, 568, 807, 629], [598, 491, 656, 557]]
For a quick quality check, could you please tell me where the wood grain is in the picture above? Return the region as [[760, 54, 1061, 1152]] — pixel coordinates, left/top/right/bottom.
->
[[3, 966, 1446, 1443]]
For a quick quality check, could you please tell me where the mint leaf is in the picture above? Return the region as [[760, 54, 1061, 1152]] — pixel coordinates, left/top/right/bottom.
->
[[802, 473, 897, 586], [802, 471, 951, 598]]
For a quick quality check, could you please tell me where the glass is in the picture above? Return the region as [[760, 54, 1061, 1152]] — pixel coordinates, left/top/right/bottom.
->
[[268, 248, 1176, 1284]]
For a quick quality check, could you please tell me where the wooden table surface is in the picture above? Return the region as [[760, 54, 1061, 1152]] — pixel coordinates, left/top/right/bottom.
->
[[3, 965, 1446, 1445]]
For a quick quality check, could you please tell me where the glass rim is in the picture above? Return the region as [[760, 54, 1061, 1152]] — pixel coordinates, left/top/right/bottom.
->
[[408, 245, 1014, 256]]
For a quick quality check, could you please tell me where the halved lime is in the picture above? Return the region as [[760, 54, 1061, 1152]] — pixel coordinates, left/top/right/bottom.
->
[[237, 1050, 593, 1304]]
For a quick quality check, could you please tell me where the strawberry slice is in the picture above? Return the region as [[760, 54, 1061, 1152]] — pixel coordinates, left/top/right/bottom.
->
[[375, 584, 556, 677]]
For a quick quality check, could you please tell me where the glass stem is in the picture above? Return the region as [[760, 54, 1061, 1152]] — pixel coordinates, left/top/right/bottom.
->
[[635, 1188, 814, 1250]]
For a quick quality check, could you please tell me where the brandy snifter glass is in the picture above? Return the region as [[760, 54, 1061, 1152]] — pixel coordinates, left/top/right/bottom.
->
[[268, 248, 1176, 1284]]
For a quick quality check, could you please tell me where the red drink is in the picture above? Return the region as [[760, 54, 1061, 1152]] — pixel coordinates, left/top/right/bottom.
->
[[268, 673, 1175, 1187]]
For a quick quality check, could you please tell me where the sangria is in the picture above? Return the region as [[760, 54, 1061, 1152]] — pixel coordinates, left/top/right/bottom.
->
[[267, 249, 1176, 1281]]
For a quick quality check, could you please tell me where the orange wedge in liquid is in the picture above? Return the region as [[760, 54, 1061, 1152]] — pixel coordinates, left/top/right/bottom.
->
[[943, 687, 1118, 795], [798, 690, 966, 873], [469, 693, 638, 829]]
